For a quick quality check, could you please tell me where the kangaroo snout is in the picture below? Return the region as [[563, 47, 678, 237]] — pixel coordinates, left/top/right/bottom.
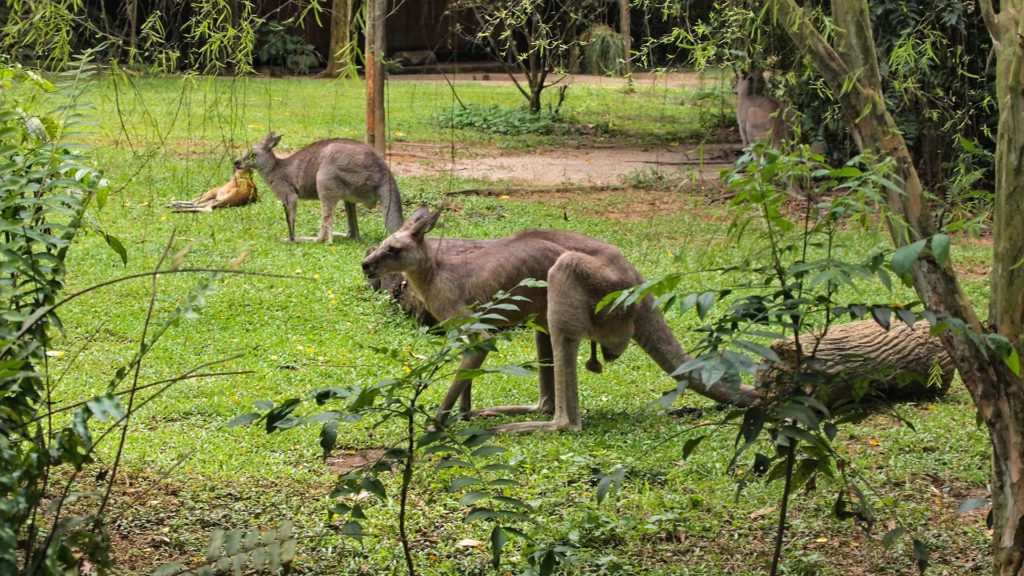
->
[[361, 258, 377, 277], [233, 158, 242, 169]]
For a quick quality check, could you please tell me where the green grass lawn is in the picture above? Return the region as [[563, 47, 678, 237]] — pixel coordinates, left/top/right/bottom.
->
[[44, 74, 993, 575]]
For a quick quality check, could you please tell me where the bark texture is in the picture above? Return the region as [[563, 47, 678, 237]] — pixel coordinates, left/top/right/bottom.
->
[[325, 0, 353, 77], [757, 320, 954, 405], [978, 2, 1024, 572]]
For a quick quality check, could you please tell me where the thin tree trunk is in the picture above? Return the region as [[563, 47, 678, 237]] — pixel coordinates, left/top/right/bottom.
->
[[365, 0, 386, 154], [978, 4, 1024, 572], [618, 0, 631, 76], [326, 0, 353, 77]]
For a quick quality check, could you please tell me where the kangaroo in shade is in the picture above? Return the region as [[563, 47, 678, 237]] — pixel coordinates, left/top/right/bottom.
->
[[733, 69, 793, 148], [166, 168, 258, 213], [235, 133, 403, 242], [361, 206, 759, 433]]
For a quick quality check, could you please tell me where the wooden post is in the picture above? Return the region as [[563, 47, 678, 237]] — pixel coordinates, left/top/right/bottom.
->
[[618, 0, 631, 76], [365, 0, 387, 155], [326, 0, 353, 77]]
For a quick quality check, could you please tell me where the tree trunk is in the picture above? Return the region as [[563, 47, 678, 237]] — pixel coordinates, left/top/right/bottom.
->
[[775, 1, 1024, 572], [365, 0, 386, 154], [618, 0, 631, 76], [326, 0, 353, 77], [757, 320, 955, 406], [979, 4, 1024, 572]]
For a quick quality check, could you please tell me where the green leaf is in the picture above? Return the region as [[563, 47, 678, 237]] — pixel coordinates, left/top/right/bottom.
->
[[86, 394, 125, 422], [459, 491, 491, 506], [226, 412, 261, 427], [733, 339, 780, 363], [870, 306, 892, 330], [891, 239, 927, 276], [986, 334, 1022, 376], [360, 477, 387, 499], [895, 307, 916, 327], [152, 563, 188, 576], [682, 435, 706, 460], [696, 291, 716, 320], [465, 508, 498, 522], [104, 232, 128, 265], [491, 526, 508, 569], [265, 398, 301, 432], [596, 465, 625, 504], [320, 420, 338, 459], [912, 539, 929, 572], [931, 234, 950, 266], [450, 477, 482, 491], [1009, 348, 1022, 377], [471, 445, 507, 458]]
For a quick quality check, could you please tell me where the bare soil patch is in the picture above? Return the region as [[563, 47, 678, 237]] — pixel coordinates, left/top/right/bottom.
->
[[325, 447, 387, 475], [389, 142, 740, 188]]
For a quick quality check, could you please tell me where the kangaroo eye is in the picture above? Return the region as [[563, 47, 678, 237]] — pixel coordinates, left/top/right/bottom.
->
[[384, 246, 400, 256]]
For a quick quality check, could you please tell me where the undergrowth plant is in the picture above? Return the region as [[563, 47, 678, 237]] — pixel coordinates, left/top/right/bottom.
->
[[436, 104, 559, 136], [232, 280, 569, 575], [1, 58, 293, 576], [598, 144, 958, 574]]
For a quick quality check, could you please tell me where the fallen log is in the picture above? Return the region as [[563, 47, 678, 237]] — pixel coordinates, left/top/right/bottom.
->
[[756, 320, 955, 405]]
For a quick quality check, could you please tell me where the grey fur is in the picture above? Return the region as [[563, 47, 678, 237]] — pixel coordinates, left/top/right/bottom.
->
[[362, 206, 759, 433], [733, 70, 793, 148], [235, 132, 403, 241]]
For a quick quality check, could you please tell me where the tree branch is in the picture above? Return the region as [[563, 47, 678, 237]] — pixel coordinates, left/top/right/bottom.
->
[[978, 0, 1000, 40]]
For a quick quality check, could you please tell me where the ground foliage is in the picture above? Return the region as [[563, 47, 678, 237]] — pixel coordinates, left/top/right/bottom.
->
[[13, 73, 990, 575]]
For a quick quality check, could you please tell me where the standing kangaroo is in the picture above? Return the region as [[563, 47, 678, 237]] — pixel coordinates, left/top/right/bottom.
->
[[733, 69, 792, 148], [361, 206, 759, 433], [235, 132, 403, 242]]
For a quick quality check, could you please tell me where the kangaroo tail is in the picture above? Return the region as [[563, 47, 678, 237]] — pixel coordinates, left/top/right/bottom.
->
[[381, 171, 404, 233]]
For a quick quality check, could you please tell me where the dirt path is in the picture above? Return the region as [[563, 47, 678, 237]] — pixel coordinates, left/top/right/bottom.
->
[[388, 142, 740, 187]]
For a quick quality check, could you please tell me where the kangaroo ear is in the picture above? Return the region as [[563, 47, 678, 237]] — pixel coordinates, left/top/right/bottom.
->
[[407, 205, 441, 239], [269, 132, 282, 148]]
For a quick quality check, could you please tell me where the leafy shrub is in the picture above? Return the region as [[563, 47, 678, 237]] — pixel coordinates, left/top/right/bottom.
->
[[254, 20, 319, 73], [581, 24, 625, 75], [436, 105, 558, 135], [1, 60, 253, 575], [0, 59, 116, 574], [231, 281, 563, 575]]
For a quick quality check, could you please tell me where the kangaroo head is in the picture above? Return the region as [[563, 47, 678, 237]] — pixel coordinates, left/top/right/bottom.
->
[[732, 69, 765, 97], [361, 205, 441, 279], [234, 132, 282, 170]]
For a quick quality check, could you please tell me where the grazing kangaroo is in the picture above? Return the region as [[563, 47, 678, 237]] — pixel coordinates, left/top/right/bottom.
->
[[733, 69, 792, 148], [361, 206, 759, 433], [166, 168, 258, 212], [235, 132, 403, 242]]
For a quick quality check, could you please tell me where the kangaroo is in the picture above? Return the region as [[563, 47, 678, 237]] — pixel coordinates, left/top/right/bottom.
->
[[733, 69, 793, 148], [361, 206, 759, 433], [166, 168, 258, 213], [235, 132, 403, 242]]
